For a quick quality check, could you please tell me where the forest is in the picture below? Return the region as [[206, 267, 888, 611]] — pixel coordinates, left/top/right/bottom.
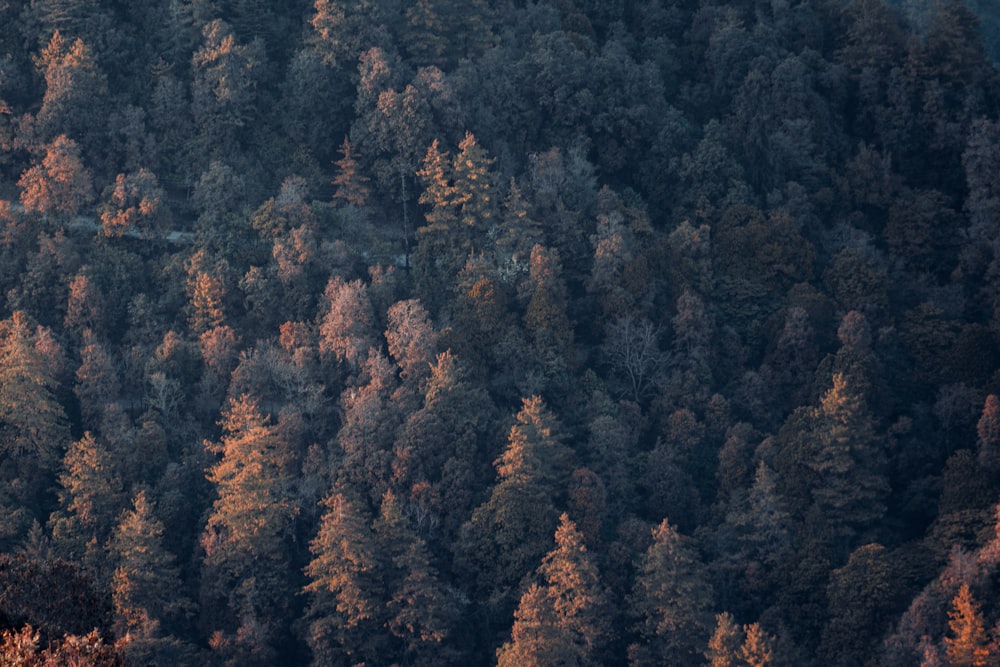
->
[[1, 0, 1000, 664]]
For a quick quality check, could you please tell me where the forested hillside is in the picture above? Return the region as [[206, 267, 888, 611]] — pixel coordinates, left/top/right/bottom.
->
[[1, 0, 1000, 664]]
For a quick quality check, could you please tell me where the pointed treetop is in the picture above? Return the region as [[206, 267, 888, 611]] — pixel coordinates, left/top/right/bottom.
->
[[333, 136, 371, 208]]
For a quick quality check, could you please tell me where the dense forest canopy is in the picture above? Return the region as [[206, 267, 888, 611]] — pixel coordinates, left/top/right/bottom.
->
[[1, 0, 1000, 664]]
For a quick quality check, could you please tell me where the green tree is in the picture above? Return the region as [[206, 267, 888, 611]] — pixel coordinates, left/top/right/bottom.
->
[[31, 32, 109, 159], [375, 491, 462, 666], [977, 394, 1000, 471], [523, 244, 575, 389], [808, 373, 889, 543], [332, 136, 371, 208], [627, 517, 714, 666], [335, 348, 403, 504], [496, 514, 611, 667], [402, 0, 495, 67], [414, 133, 498, 305], [390, 349, 496, 541], [309, 0, 390, 67], [191, 20, 266, 158], [819, 543, 898, 666]]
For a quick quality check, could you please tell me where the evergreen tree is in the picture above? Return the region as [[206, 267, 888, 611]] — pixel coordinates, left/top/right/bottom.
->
[[0, 312, 69, 466], [706, 612, 743, 667], [414, 133, 498, 306], [375, 491, 462, 666], [200, 394, 298, 659], [808, 373, 889, 543], [497, 514, 610, 667], [461, 396, 572, 607], [48, 431, 125, 580], [740, 623, 775, 667], [110, 490, 195, 664], [301, 490, 383, 667], [331, 136, 371, 208], [943, 583, 990, 667], [628, 517, 714, 666]]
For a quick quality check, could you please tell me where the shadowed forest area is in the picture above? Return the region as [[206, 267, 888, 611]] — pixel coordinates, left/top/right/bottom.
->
[[2, 0, 1000, 664]]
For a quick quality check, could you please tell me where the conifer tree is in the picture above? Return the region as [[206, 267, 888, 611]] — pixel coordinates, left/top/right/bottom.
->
[[375, 491, 461, 666], [628, 517, 714, 666], [461, 396, 571, 605], [943, 583, 990, 667], [977, 394, 1000, 470], [336, 348, 402, 504], [48, 431, 125, 579], [706, 612, 743, 667], [110, 490, 195, 664], [302, 490, 383, 667], [0, 312, 69, 466], [497, 514, 610, 667], [404, 0, 448, 66], [414, 133, 499, 306], [332, 136, 371, 208], [808, 373, 889, 542], [740, 623, 775, 667], [452, 131, 497, 231], [201, 394, 298, 657]]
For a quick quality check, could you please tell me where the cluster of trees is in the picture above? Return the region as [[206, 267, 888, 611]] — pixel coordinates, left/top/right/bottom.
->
[[1, 0, 1000, 664]]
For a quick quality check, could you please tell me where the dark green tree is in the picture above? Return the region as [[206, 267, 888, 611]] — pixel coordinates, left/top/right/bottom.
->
[[627, 517, 715, 666]]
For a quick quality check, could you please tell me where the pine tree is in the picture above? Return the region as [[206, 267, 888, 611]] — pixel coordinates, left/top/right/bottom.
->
[[110, 490, 195, 664], [819, 543, 897, 666], [0, 312, 69, 466], [48, 432, 124, 581], [628, 517, 714, 666], [302, 490, 384, 667], [375, 491, 461, 666], [332, 136, 371, 208], [336, 348, 402, 504], [739, 623, 775, 667], [404, 0, 448, 66], [977, 394, 1000, 470], [706, 612, 743, 667], [452, 131, 497, 231], [414, 134, 499, 306], [201, 394, 298, 656], [497, 514, 610, 667], [808, 373, 889, 542], [943, 583, 990, 667], [461, 396, 571, 604]]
